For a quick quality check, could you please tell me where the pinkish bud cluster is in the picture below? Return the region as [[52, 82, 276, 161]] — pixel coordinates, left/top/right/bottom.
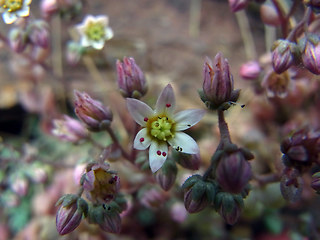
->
[[201, 53, 240, 110], [27, 20, 50, 49], [116, 57, 147, 99], [74, 90, 113, 131], [299, 34, 320, 75]]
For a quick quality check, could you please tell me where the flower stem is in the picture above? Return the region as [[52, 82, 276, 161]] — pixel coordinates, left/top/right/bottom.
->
[[218, 110, 231, 146]]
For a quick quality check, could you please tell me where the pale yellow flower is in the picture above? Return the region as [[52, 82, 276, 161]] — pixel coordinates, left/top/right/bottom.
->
[[0, 0, 32, 24]]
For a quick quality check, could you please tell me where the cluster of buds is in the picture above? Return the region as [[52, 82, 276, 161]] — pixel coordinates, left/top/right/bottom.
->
[[74, 90, 113, 131], [182, 175, 216, 213], [199, 53, 240, 110], [116, 57, 147, 99], [8, 19, 50, 54]]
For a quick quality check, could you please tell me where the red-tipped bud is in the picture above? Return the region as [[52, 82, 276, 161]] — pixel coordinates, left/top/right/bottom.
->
[[155, 159, 177, 191], [271, 40, 298, 74], [56, 195, 88, 235], [202, 53, 237, 109], [74, 90, 113, 131], [83, 163, 120, 204], [300, 34, 320, 75], [228, 0, 249, 12], [216, 150, 252, 194], [116, 57, 147, 99], [8, 28, 27, 53], [27, 20, 50, 49], [51, 115, 89, 143], [239, 60, 261, 80]]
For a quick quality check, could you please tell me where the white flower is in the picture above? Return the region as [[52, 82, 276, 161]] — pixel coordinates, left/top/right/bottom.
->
[[0, 0, 32, 24], [127, 84, 206, 172], [75, 15, 113, 50]]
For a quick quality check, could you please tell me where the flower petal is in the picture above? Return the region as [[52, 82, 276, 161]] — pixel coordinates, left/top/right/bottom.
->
[[92, 40, 105, 50], [17, 6, 30, 17], [174, 109, 206, 131], [80, 36, 91, 47], [133, 128, 151, 150], [168, 132, 199, 154], [105, 27, 114, 40], [149, 141, 168, 173], [96, 15, 108, 25], [127, 98, 154, 127], [155, 84, 176, 116], [2, 12, 17, 24]]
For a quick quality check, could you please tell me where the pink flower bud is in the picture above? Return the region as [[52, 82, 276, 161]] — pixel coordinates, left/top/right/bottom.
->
[[8, 28, 27, 53], [89, 204, 121, 233], [311, 172, 320, 192], [300, 34, 320, 75], [98, 208, 121, 233], [40, 0, 58, 18], [228, 0, 249, 12], [170, 202, 188, 223], [155, 159, 177, 191], [216, 150, 252, 194], [74, 90, 113, 131], [175, 152, 201, 170], [116, 57, 147, 99], [239, 60, 261, 80], [83, 163, 120, 204], [11, 177, 28, 197], [56, 195, 88, 235], [51, 115, 89, 143], [202, 53, 236, 109], [139, 187, 168, 209], [271, 40, 298, 74], [66, 41, 83, 66], [184, 187, 208, 213], [215, 192, 243, 225], [260, 3, 281, 26], [27, 20, 50, 49]]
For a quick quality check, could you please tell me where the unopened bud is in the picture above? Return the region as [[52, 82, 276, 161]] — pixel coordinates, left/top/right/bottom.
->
[[83, 163, 120, 204], [11, 177, 28, 197], [311, 172, 320, 193], [260, 3, 281, 26], [52, 115, 89, 143], [56, 195, 88, 235], [215, 192, 243, 225], [271, 40, 299, 74], [116, 57, 147, 99], [9, 28, 27, 53], [202, 53, 238, 109], [40, 0, 58, 18], [299, 34, 320, 75], [261, 69, 290, 98], [174, 151, 200, 170], [88, 204, 121, 234], [216, 150, 252, 194], [27, 20, 50, 48], [304, 0, 320, 13], [155, 158, 177, 191], [228, 0, 249, 12], [66, 41, 84, 66], [239, 60, 261, 80], [280, 168, 303, 202], [74, 90, 113, 131]]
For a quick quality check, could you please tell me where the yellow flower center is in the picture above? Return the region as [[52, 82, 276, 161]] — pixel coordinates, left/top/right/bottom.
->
[[3, 0, 23, 12], [149, 116, 174, 141], [85, 22, 105, 41]]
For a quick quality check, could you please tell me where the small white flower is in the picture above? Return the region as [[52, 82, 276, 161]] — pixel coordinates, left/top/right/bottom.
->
[[75, 15, 113, 50], [0, 0, 32, 24], [127, 84, 205, 172]]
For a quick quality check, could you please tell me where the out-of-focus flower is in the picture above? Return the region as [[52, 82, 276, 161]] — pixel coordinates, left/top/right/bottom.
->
[[311, 172, 320, 193], [75, 15, 113, 50], [170, 202, 188, 223], [155, 158, 177, 191], [280, 167, 303, 202], [51, 115, 89, 143], [56, 194, 88, 235], [127, 84, 205, 172], [116, 57, 147, 99], [260, 3, 281, 26], [239, 60, 261, 80], [66, 41, 84, 66], [299, 34, 320, 75], [0, 0, 32, 24], [27, 20, 50, 48], [8, 27, 27, 53], [74, 90, 113, 131], [215, 192, 243, 225], [139, 187, 168, 209], [40, 0, 58, 18], [201, 53, 239, 110], [228, 0, 248, 12], [216, 149, 252, 194], [261, 69, 290, 98], [304, 0, 320, 13], [271, 39, 299, 74], [281, 129, 320, 170], [83, 162, 120, 204], [11, 176, 28, 196], [73, 163, 86, 185]]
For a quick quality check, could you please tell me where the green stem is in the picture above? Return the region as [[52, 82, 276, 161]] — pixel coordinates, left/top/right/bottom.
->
[[218, 110, 231, 146]]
